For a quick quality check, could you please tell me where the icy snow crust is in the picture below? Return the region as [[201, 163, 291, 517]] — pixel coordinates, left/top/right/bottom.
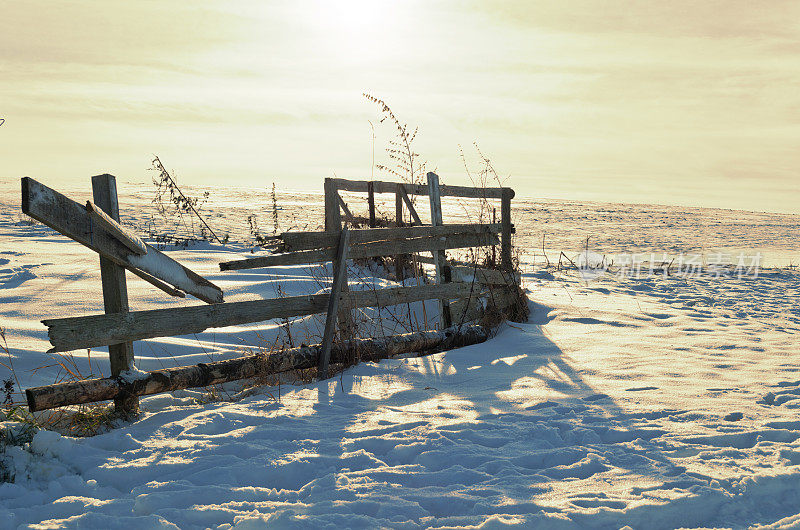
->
[[1, 178, 800, 528]]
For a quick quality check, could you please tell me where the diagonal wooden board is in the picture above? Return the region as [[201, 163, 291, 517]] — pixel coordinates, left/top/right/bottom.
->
[[21, 177, 224, 304]]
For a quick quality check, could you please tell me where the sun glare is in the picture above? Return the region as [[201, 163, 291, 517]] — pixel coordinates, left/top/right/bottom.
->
[[313, 0, 392, 30], [307, 0, 403, 64]]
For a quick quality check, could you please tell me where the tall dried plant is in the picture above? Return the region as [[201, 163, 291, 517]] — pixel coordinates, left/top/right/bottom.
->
[[363, 93, 426, 188]]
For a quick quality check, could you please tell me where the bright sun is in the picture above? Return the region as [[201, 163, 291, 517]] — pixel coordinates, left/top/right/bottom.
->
[[313, 0, 394, 31]]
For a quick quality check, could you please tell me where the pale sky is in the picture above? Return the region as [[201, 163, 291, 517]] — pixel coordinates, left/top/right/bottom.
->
[[2, 1, 799, 213]]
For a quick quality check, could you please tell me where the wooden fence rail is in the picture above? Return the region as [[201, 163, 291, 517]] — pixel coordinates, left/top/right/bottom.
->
[[220, 232, 499, 270], [21, 177, 223, 304], [27, 324, 491, 412], [22, 175, 521, 413], [44, 282, 479, 353], [328, 173, 514, 271], [330, 178, 514, 200], [279, 223, 502, 252]]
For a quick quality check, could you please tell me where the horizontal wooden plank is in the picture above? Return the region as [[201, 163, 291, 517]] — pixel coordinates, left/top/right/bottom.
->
[[43, 282, 476, 352], [281, 223, 502, 252], [220, 232, 500, 271], [331, 178, 514, 200], [27, 324, 490, 411], [21, 177, 223, 304]]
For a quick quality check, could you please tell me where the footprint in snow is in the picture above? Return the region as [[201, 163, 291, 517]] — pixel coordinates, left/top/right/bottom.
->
[[0, 268, 37, 289], [759, 392, 776, 405], [724, 412, 744, 421]]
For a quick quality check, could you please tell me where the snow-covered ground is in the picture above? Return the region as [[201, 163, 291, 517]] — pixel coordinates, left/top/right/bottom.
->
[[1, 177, 799, 529]]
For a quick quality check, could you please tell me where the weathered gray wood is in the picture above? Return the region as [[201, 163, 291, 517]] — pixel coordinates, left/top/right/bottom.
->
[[220, 232, 499, 270], [26, 324, 490, 412], [44, 282, 477, 353], [85, 200, 147, 256], [324, 178, 342, 232], [428, 172, 452, 328], [337, 194, 355, 222], [501, 188, 513, 270], [21, 177, 223, 304], [395, 186, 406, 281], [331, 178, 514, 200], [367, 181, 376, 228], [395, 185, 403, 227], [92, 174, 138, 415], [281, 223, 502, 252], [126, 266, 186, 298], [324, 179, 354, 337], [399, 185, 422, 225], [318, 228, 350, 379]]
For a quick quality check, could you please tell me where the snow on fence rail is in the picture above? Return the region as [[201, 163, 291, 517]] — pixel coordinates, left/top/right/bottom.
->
[[21, 174, 522, 414]]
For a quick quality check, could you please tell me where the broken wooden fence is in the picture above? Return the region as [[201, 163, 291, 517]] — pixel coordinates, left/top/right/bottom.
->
[[326, 173, 515, 271], [21, 175, 224, 415], [321, 172, 515, 328], [23, 176, 523, 414]]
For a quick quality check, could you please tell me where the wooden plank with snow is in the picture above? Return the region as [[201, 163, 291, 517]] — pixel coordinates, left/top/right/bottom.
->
[[43, 282, 477, 352], [85, 199, 147, 256], [21, 177, 223, 304]]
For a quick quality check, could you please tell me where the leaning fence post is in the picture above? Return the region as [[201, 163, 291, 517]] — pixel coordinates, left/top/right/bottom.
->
[[91, 174, 138, 417], [501, 188, 513, 271], [318, 228, 350, 379], [427, 172, 453, 328]]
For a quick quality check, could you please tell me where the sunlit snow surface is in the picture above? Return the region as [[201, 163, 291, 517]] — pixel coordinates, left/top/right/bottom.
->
[[1, 178, 799, 529]]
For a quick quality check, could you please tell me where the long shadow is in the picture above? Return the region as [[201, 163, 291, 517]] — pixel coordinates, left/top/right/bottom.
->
[[5, 296, 725, 528]]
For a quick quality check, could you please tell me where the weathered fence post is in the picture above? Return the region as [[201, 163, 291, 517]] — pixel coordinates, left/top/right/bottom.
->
[[91, 174, 138, 416], [367, 181, 376, 228], [501, 188, 513, 271], [324, 178, 354, 337], [26, 175, 522, 411], [324, 178, 339, 232], [394, 184, 406, 281], [427, 172, 452, 328], [318, 228, 350, 379]]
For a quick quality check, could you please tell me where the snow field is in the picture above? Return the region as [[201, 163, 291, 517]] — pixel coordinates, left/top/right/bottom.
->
[[1, 178, 799, 528]]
